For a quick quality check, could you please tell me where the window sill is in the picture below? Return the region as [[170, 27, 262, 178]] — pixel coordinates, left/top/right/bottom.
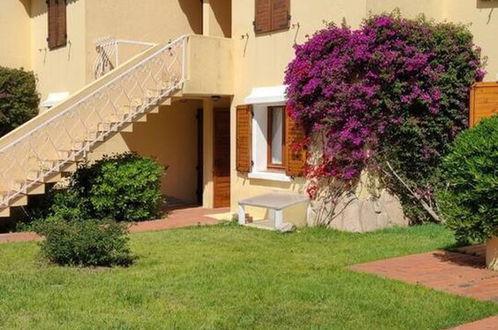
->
[[248, 171, 291, 182]]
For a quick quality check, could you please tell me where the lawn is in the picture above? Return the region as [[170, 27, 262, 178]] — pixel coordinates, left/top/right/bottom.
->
[[0, 224, 497, 329]]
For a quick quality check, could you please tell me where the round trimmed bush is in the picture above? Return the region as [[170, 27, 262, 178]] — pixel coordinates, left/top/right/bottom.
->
[[437, 116, 498, 243], [71, 153, 165, 221], [43, 153, 165, 222], [36, 217, 134, 267], [0, 66, 39, 137]]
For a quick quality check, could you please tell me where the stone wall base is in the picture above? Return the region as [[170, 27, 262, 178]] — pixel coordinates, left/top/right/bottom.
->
[[306, 172, 409, 233], [486, 236, 498, 271]]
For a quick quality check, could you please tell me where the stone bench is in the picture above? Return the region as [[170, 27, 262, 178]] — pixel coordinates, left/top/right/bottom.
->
[[238, 193, 309, 229]]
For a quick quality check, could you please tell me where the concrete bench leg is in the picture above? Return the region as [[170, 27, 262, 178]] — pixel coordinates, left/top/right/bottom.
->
[[275, 209, 283, 229], [238, 204, 246, 225]]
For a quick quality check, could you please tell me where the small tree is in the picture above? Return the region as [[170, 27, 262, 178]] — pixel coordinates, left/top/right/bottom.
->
[[285, 13, 484, 223], [0, 67, 39, 137]]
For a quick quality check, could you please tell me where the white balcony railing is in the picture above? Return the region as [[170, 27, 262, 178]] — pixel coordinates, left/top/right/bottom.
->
[[0, 35, 188, 209]]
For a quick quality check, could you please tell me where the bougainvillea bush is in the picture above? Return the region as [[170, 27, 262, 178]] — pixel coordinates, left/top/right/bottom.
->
[[285, 13, 484, 222]]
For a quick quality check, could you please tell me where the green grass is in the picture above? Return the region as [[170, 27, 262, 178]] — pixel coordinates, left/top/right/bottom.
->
[[0, 224, 497, 329]]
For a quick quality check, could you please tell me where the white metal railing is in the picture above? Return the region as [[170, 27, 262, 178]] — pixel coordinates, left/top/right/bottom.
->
[[94, 37, 158, 79], [0, 35, 189, 208]]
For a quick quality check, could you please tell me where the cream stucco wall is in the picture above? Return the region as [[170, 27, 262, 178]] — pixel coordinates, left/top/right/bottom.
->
[[366, 0, 444, 20], [30, 0, 87, 101], [4, 0, 498, 220], [22, 0, 203, 101], [89, 100, 202, 204], [229, 0, 498, 222], [230, 0, 369, 217], [84, 0, 202, 83], [203, 0, 232, 38], [442, 0, 498, 82], [0, 0, 31, 69]]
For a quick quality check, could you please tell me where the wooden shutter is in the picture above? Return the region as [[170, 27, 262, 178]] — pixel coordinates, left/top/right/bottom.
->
[[271, 0, 290, 31], [47, 0, 58, 49], [470, 82, 498, 127], [47, 0, 67, 50], [254, 0, 272, 34], [236, 104, 253, 173], [285, 107, 306, 177], [56, 0, 67, 48]]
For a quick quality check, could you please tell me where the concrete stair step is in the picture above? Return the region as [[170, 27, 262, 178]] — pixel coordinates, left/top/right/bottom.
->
[[27, 171, 62, 184], [12, 179, 45, 195], [0, 191, 27, 207], [0, 207, 10, 218]]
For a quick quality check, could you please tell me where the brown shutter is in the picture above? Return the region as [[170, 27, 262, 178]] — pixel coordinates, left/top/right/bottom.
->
[[47, 0, 67, 49], [236, 104, 253, 173], [254, 0, 272, 34], [56, 0, 67, 48], [285, 106, 306, 177], [271, 0, 290, 31], [47, 0, 58, 49], [469, 82, 498, 127]]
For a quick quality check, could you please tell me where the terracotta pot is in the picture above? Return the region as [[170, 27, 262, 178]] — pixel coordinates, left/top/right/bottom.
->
[[486, 236, 498, 271]]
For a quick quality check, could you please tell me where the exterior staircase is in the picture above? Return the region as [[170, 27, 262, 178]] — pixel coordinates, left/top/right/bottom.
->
[[0, 36, 189, 218]]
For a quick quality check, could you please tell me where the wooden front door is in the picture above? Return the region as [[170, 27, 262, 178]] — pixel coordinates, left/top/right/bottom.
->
[[213, 108, 231, 208]]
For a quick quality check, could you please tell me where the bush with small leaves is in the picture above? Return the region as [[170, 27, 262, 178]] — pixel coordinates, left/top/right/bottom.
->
[[36, 217, 135, 267], [0, 66, 39, 137], [40, 153, 165, 222], [437, 116, 498, 243]]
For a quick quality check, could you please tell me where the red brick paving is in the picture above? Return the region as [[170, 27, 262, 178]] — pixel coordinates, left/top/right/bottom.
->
[[0, 231, 41, 244], [351, 250, 498, 329], [0, 207, 229, 244], [128, 206, 228, 233], [456, 244, 486, 258], [449, 315, 498, 330], [350, 250, 498, 302]]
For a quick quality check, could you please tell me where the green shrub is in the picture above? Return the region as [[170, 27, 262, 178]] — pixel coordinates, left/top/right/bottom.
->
[[45, 153, 165, 222], [437, 116, 498, 243], [0, 66, 39, 137], [36, 217, 134, 267]]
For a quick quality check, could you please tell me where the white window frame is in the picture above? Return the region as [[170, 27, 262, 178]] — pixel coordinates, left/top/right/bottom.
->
[[244, 86, 291, 182]]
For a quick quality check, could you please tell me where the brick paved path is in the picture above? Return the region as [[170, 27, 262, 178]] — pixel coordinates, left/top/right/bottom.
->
[[449, 315, 498, 330], [351, 249, 498, 329], [351, 250, 498, 302], [0, 207, 229, 244]]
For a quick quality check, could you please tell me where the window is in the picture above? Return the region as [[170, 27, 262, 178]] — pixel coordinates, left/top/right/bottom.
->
[[267, 106, 286, 170], [236, 99, 306, 179], [47, 0, 67, 50], [254, 0, 290, 35]]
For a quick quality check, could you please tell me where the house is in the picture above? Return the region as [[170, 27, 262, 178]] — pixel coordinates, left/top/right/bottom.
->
[[0, 0, 497, 228]]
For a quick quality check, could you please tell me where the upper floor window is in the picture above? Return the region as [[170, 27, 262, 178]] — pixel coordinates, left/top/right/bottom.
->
[[254, 0, 291, 35], [47, 0, 67, 50]]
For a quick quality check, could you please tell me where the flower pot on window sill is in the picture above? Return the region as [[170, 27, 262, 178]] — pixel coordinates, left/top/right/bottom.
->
[[486, 236, 498, 271]]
